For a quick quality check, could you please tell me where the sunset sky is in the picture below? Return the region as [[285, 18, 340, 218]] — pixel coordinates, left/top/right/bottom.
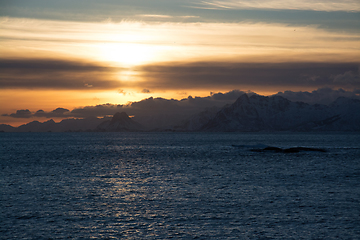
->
[[1, 0, 360, 126]]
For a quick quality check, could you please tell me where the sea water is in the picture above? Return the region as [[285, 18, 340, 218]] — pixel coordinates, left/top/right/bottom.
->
[[1, 132, 359, 239]]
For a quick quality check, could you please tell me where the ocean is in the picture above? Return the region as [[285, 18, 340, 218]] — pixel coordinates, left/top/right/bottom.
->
[[1, 132, 359, 239]]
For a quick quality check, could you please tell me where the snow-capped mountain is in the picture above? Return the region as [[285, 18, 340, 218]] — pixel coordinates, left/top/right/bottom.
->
[[197, 94, 360, 132]]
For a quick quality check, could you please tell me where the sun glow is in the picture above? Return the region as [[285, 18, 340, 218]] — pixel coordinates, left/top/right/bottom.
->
[[99, 43, 157, 67]]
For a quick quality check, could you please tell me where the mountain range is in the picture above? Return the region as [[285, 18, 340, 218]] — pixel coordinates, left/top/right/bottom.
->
[[197, 94, 360, 132], [1, 94, 359, 132]]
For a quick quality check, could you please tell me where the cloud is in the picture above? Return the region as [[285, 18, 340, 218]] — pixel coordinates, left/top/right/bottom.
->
[[141, 89, 151, 93], [2, 18, 359, 65], [137, 14, 173, 18], [2, 109, 32, 118], [70, 104, 123, 118], [0, 58, 126, 90], [118, 89, 127, 95], [2, 108, 72, 119], [137, 14, 200, 20], [1, 57, 359, 92], [332, 69, 360, 85], [197, 0, 360, 12], [135, 62, 360, 91], [34, 108, 70, 118], [179, 16, 200, 19], [274, 87, 360, 104], [211, 89, 255, 100]]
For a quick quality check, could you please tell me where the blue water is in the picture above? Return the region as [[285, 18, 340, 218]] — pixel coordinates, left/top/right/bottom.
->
[[1, 132, 360, 239]]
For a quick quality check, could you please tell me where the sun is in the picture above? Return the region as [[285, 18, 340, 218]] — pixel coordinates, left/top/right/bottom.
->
[[99, 43, 156, 67]]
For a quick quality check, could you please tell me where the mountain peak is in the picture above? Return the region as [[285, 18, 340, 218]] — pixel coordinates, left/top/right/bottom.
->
[[234, 94, 250, 105], [111, 112, 130, 121], [45, 119, 56, 124], [97, 112, 143, 131], [108, 112, 133, 126]]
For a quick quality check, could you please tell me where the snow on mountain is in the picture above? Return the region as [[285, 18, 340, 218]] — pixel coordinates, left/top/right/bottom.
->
[[197, 94, 359, 132]]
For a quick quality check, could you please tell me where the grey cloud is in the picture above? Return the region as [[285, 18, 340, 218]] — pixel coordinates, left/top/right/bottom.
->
[[2, 109, 32, 118], [0, 58, 125, 90], [52, 108, 69, 114], [34, 108, 70, 118], [34, 110, 46, 117], [275, 87, 360, 105], [0, 58, 106, 71], [141, 89, 151, 93], [332, 70, 360, 85], [70, 104, 123, 118], [136, 62, 360, 90], [4, 108, 71, 119], [2, 58, 359, 91], [210, 90, 255, 100], [2, 0, 360, 32]]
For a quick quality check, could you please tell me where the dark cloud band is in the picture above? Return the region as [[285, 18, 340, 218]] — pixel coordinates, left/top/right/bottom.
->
[[1, 58, 359, 90], [0, 58, 123, 89], [136, 62, 360, 90]]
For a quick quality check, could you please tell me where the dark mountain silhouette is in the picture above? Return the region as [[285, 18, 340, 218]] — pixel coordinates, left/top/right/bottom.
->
[[96, 112, 144, 132], [0, 117, 110, 132], [0, 124, 15, 132], [17, 119, 57, 132]]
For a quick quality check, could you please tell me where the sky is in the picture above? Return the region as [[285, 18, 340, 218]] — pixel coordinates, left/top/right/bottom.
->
[[1, 0, 359, 126]]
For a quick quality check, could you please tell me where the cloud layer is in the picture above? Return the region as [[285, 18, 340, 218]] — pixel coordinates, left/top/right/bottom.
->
[[198, 0, 360, 12], [135, 62, 360, 91], [1, 58, 359, 91], [0, 58, 123, 89], [275, 87, 360, 105]]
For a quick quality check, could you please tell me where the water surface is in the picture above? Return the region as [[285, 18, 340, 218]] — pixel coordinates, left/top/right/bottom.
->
[[1, 132, 359, 239]]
